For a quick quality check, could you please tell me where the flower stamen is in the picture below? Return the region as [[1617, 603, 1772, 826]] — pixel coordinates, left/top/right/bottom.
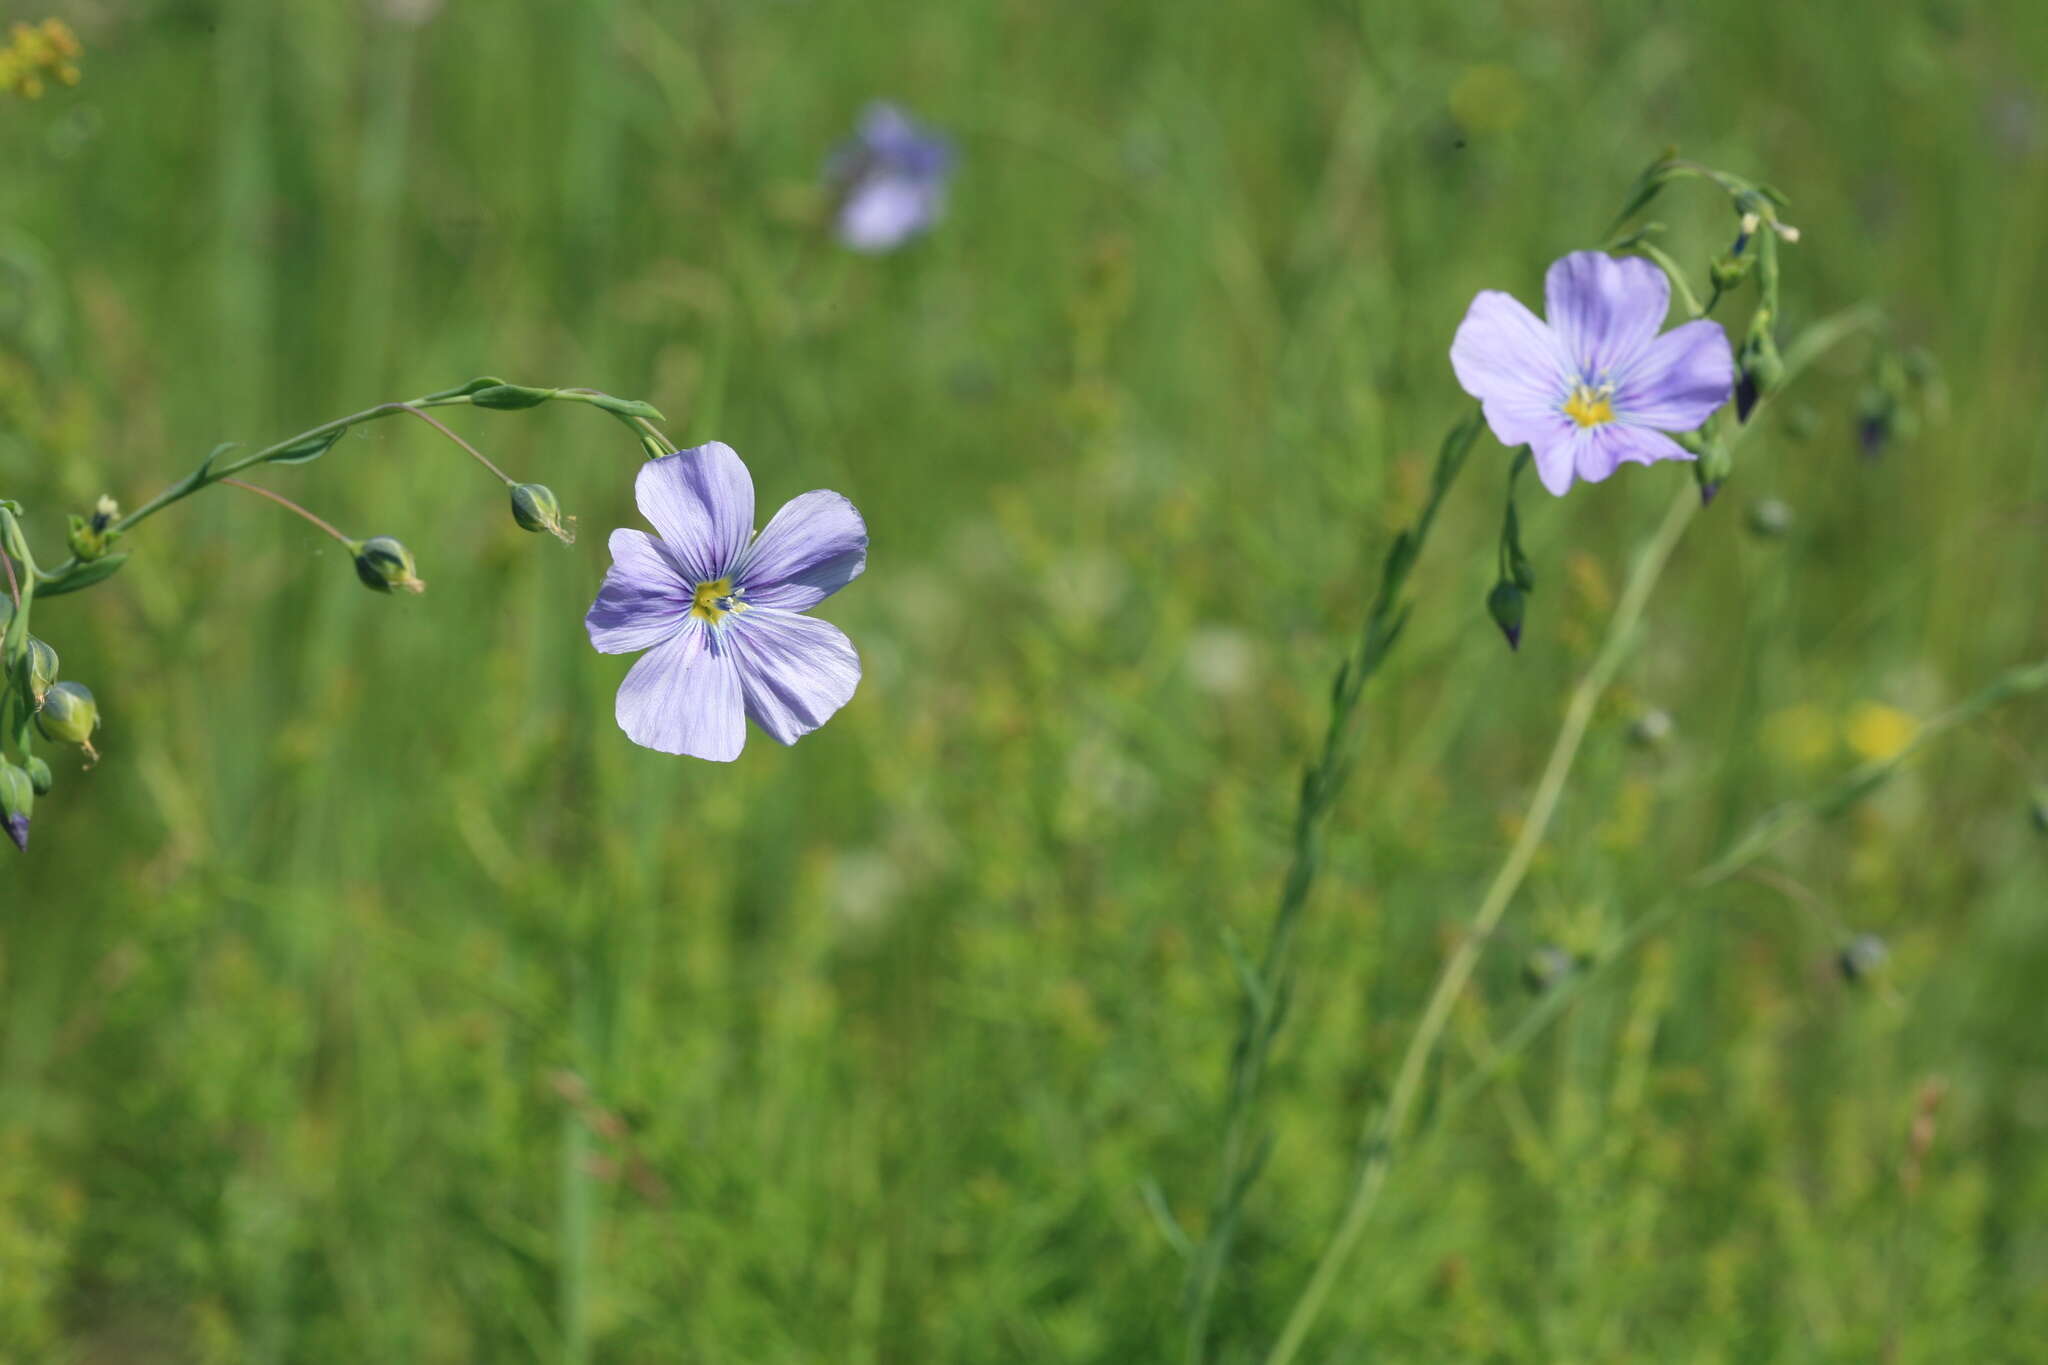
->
[[690, 578, 744, 624], [1563, 381, 1616, 429]]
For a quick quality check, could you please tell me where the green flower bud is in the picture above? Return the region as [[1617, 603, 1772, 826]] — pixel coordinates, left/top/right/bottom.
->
[[1, 760, 30, 852], [1627, 707, 1674, 749], [36, 679, 100, 763], [25, 755, 52, 795], [1708, 250, 1753, 293], [1746, 498, 1794, 539], [1486, 580, 1525, 652], [1836, 933, 1888, 985], [66, 494, 123, 561], [26, 635, 58, 705], [1695, 442, 1733, 505], [351, 536, 426, 594], [510, 482, 576, 544]]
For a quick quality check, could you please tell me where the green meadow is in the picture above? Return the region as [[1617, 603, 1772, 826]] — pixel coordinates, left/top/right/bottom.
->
[[3, 0, 2046, 1359]]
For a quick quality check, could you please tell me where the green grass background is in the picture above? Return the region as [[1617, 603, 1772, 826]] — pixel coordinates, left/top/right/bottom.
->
[[4, 0, 2047, 1359]]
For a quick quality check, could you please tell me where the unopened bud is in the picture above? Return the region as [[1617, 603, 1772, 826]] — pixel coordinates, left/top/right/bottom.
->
[[1522, 946, 1578, 995], [1837, 933, 1888, 985], [1735, 329, 1784, 423], [1746, 498, 1794, 539], [1, 761, 31, 852], [26, 756, 53, 795], [1628, 707, 1674, 749], [510, 483, 575, 544], [67, 495, 123, 561], [36, 679, 100, 763], [27, 636, 58, 705], [1486, 580, 1525, 652], [1709, 252, 1753, 293], [351, 536, 425, 594], [1855, 388, 1895, 460], [1696, 443, 1733, 504]]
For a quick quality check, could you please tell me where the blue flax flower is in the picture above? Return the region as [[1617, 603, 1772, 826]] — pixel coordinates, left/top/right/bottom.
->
[[828, 102, 953, 252], [1451, 251, 1735, 495], [587, 443, 866, 761]]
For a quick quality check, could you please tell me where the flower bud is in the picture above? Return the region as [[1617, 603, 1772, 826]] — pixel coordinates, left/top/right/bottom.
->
[[1746, 498, 1793, 539], [1836, 933, 1888, 985], [1521, 946, 1578, 995], [26, 755, 52, 795], [510, 483, 576, 544], [351, 536, 426, 594], [26, 635, 58, 705], [1627, 707, 1674, 749], [1734, 329, 1783, 424], [1695, 443, 1733, 505], [66, 494, 123, 561], [36, 679, 100, 763], [1486, 580, 1525, 652], [1, 760, 30, 852]]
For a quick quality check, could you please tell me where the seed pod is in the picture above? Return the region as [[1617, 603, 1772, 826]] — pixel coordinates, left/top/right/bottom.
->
[[27, 636, 58, 705], [510, 483, 575, 543], [352, 537, 425, 594], [36, 679, 100, 763], [1, 760, 31, 852]]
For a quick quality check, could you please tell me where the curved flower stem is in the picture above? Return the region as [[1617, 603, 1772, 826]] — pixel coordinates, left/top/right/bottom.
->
[[395, 403, 515, 484], [218, 478, 355, 546], [1180, 411, 1482, 1365], [1262, 480, 1695, 1365], [1, 541, 19, 612]]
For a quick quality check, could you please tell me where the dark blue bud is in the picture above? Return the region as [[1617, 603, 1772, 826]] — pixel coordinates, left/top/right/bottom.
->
[[1486, 580, 1524, 651], [0, 761, 30, 852]]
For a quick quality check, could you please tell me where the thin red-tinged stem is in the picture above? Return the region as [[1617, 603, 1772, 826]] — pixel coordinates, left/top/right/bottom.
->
[[396, 403, 514, 483], [1, 546, 19, 610], [220, 478, 354, 546]]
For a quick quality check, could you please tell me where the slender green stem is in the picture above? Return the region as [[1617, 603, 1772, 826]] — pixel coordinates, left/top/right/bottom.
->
[[218, 478, 355, 547], [1260, 302, 1899, 1365], [1438, 648, 2048, 1130], [1261, 480, 1696, 1365], [1, 540, 19, 612], [107, 392, 476, 542], [1181, 411, 1481, 1365], [396, 403, 515, 484]]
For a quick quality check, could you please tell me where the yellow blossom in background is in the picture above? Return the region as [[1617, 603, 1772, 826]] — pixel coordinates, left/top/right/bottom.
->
[[1, 17, 81, 98], [1763, 703, 1837, 769], [1845, 701, 1919, 762]]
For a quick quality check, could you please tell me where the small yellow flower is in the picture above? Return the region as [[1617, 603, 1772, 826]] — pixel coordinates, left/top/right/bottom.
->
[[1845, 701, 1918, 763]]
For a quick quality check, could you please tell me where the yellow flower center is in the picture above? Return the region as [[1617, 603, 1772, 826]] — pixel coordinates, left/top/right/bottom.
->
[[1563, 382, 1616, 428], [691, 577, 743, 624]]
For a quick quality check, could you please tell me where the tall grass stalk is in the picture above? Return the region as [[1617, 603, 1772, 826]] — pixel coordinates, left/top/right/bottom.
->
[[1263, 301, 1904, 1365], [1179, 409, 1480, 1365]]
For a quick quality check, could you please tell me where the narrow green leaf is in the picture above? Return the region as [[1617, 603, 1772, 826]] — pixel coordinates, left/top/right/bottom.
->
[[266, 428, 347, 466], [36, 553, 130, 598]]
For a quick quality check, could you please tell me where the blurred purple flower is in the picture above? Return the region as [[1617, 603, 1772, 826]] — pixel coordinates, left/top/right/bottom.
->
[[1450, 251, 1735, 496], [828, 103, 953, 253], [587, 443, 866, 761]]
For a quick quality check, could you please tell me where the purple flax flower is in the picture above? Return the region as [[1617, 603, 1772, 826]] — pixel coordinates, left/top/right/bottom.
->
[[828, 102, 954, 253], [1450, 251, 1735, 496], [586, 443, 866, 761]]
